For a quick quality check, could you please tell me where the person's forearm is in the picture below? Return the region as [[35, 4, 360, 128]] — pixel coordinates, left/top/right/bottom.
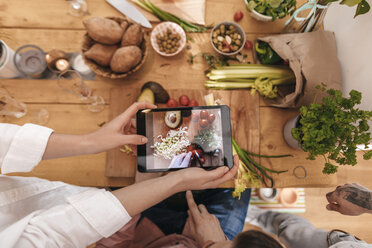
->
[[112, 173, 182, 217], [42, 133, 95, 160]]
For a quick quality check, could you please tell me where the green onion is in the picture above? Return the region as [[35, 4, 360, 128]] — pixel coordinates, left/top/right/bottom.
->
[[232, 138, 290, 198], [205, 64, 295, 99], [132, 0, 211, 33]]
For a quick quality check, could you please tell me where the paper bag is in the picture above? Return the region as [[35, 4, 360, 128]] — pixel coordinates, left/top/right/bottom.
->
[[259, 30, 341, 108]]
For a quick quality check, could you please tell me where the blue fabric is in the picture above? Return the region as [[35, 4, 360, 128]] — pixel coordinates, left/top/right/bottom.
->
[[141, 188, 251, 240]]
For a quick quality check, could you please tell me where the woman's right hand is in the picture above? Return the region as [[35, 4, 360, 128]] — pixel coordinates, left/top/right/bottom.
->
[[169, 155, 239, 192]]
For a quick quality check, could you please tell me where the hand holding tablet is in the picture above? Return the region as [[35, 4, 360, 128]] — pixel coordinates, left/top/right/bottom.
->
[[137, 105, 233, 172]]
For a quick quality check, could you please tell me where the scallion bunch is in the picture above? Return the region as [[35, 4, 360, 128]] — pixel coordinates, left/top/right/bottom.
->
[[132, 0, 210, 32], [232, 138, 290, 198]]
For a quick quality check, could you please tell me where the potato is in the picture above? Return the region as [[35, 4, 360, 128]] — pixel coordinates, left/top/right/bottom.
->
[[120, 21, 129, 33], [121, 24, 143, 47], [110, 46, 142, 73], [83, 17, 123, 45], [84, 43, 118, 66]]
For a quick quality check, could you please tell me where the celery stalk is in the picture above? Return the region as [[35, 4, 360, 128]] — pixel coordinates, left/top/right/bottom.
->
[[205, 64, 295, 98]]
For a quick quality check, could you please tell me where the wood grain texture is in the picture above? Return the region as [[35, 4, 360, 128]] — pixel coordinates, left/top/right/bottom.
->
[[106, 87, 260, 177], [0, 103, 133, 187], [0, 79, 113, 104], [0, 0, 306, 32], [259, 107, 338, 187], [1, 0, 371, 243], [106, 88, 139, 177]]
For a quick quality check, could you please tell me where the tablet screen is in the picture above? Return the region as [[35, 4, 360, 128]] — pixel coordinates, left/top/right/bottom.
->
[[143, 107, 227, 171]]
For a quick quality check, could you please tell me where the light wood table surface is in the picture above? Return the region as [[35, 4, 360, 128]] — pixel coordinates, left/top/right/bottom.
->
[[0, 0, 369, 188]]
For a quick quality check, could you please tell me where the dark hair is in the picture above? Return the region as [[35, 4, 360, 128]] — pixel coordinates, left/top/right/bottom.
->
[[232, 230, 283, 248]]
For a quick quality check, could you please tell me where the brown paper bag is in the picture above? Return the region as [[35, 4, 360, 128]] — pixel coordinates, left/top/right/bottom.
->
[[259, 30, 341, 108]]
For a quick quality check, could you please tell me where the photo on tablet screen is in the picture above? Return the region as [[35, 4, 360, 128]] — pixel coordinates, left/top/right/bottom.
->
[[138, 106, 232, 171]]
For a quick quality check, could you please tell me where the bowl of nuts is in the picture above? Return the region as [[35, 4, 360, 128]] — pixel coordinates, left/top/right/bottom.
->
[[210, 22, 246, 56], [151, 22, 186, 57]]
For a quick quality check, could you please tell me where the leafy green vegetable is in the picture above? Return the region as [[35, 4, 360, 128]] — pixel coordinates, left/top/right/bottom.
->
[[354, 0, 370, 17], [232, 138, 290, 198], [323, 162, 338, 174], [268, 0, 285, 8], [364, 150, 372, 160], [340, 0, 362, 7], [291, 84, 372, 174], [326, 0, 370, 18], [246, 0, 297, 20], [193, 127, 220, 151], [255, 41, 284, 65], [187, 53, 236, 73], [205, 64, 295, 99]]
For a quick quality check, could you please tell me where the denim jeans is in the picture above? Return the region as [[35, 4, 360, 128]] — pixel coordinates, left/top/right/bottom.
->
[[141, 188, 251, 240]]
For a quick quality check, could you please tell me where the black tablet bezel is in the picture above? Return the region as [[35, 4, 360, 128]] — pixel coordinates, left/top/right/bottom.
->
[[137, 105, 233, 173]]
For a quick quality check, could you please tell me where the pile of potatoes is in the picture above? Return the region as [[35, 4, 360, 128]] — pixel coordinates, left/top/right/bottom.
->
[[83, 17, 144, 73]]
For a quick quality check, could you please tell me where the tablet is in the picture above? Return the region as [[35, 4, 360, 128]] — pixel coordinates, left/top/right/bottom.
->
[[137, 105, 233, 172]]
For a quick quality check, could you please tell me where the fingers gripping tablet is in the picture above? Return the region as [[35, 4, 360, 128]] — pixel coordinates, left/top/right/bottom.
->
[[137, 105, 233, 172]]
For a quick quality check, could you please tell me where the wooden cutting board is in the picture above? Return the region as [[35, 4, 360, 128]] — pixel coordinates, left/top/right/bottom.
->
[[134, 0, 206, 25], [106, 87, 260, 177]]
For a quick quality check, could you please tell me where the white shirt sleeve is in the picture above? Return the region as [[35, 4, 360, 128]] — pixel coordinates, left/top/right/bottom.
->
[[0, 123, 53, 174], [0, 188, 131, 248]]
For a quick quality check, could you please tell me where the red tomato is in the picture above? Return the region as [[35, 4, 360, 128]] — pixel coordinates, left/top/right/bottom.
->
[[234, 11, 243, 22], [167, 99, 178, 108], [179, 95, 190, 106], [244, 40, 253, 50], [200, 110, 209, 119], [199, 118, 209, 128], [208, 113, 216, 123], [191, 112, 199, 122], [188, 99, 199, 107]]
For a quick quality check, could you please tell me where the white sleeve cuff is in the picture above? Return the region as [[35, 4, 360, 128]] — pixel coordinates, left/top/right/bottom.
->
[[1, 124, 54, 174], [67, 189, 131, 238]]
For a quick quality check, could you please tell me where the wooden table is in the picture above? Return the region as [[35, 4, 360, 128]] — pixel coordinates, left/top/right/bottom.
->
[[1, 0, 366, 188]]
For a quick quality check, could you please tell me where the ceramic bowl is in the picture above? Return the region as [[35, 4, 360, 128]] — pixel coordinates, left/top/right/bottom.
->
[[257, 188, 279, 202], [279, 188, 298, 207], [283, 115, 302, 150], [244, 0, 273, 22], [150, 22, 186, 57], [210, 22, 246, 56]]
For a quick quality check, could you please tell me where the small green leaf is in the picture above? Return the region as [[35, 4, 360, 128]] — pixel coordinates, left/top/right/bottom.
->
[[267, 0, 285, 8], [340, 0, 362, 7], [364, 150, 372, 160], [354, 0, 370, 17], [323, 163, 338, 174], [247, 0, 258, 11]]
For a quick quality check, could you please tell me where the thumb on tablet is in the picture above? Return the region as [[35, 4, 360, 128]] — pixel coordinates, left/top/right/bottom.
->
[[122, 135, 148, 145]]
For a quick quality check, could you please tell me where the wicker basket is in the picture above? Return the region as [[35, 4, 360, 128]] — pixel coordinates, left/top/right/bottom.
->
[[81, 17, 148, 79]]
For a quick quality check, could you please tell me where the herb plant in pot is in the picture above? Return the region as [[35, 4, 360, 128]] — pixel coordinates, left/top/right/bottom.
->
[[244, 0, 297, 21], [284, 85, 372, 174]]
